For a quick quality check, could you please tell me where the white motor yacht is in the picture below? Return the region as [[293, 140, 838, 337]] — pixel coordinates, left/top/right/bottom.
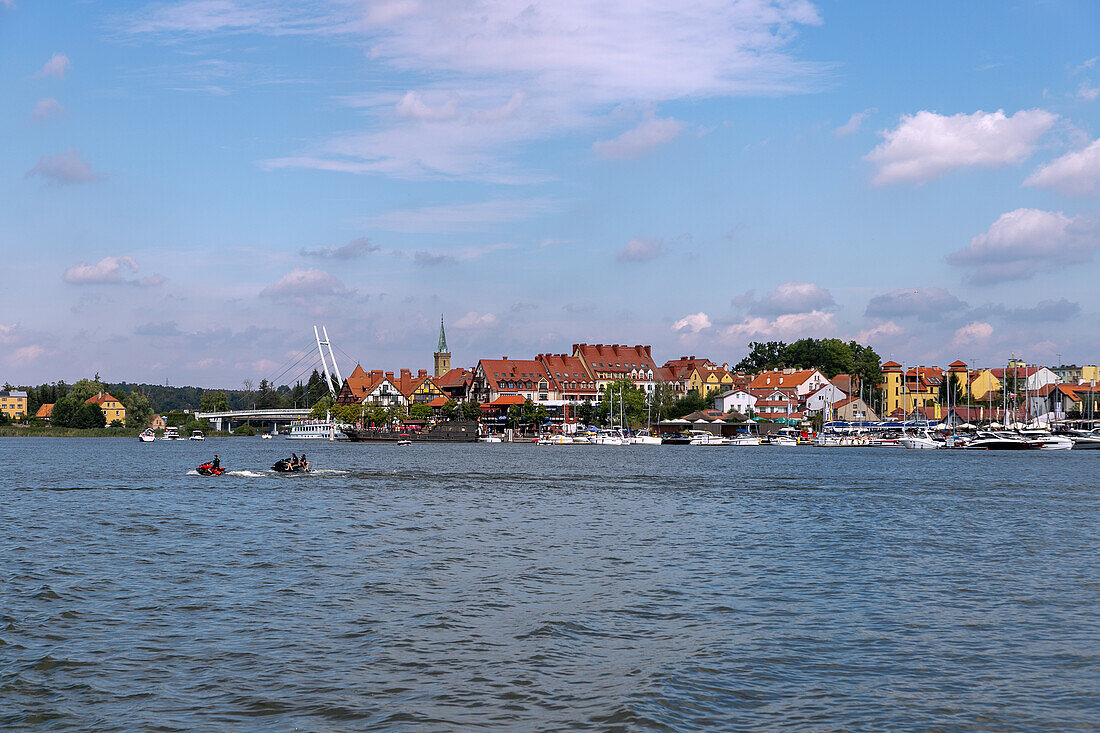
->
[[965, 431, 1033, 450], [189, 430, 205, 441], [899, 429, 941, 450], [1017, 430, 1073, 451], [687, 430, 728, 446], [139, 429, 156, 443], [159, 426, 180, 440], [628, 429, 663, 445], [593, 429, 626, 446]]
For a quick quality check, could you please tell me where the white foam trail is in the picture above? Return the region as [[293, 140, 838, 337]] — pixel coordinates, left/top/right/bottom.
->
[[226, 470, 266, 478], [312, 469, 348, 474], [186, 470, 200, 475]]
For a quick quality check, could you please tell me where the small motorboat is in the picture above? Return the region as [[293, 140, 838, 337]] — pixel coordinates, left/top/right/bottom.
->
[[189, 430, 205, 441], [196, 462, 225, 476], [260, 433, 273, 440], [139, 429, 156, 443], [272, 458, 309, 473], [396, 439, 412, 446]]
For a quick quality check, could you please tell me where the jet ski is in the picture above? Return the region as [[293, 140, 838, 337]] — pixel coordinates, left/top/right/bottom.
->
[[196, 462, 225, 476], [272, 458, 310, 473]]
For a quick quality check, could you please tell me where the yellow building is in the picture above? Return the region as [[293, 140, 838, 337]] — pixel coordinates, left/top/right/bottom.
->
[[881, 363, 943, 418], [967, 369, 1002, 401], [691, 367, 735, 396], [86, 392, 126, 424], [0, 390, 28, 420]]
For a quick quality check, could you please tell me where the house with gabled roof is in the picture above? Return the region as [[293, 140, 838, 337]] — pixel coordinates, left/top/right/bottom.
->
[[393, 368, 446, 405], [85, 392, 125, 424], [470, 358, 555, 404], [749, 369, 830, 398], [537, 353, 598, 403], [434, 367, 473, 401], [572, 343, 658, 395], [336, 366, 407, 407]]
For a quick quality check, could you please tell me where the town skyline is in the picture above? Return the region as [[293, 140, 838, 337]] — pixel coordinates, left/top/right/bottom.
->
[[3, 1, 1099, 386]]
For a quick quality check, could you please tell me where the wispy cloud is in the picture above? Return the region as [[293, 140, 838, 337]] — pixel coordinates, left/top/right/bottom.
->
[[1025, 138, 1100, 195], [301, 236, 378, 259], [35, 52, 71, 79], [616, 237, 664, 263], [32, 97, 66, 121], [835, 107, 875, 137], [260, 268, 347, 299], [26, 149, 102, 185], [63, 256, 164, 286], [593, 117, 684, 159]]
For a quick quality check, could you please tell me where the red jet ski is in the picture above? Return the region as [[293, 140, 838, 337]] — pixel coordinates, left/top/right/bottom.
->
[[196, 462, 225, 476]]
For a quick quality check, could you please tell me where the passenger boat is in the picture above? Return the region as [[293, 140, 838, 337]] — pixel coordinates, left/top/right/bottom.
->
[[159, 426, 180, 440], [139, 428, 156, 442], [345, 420, 478, 443], [287, 419, 346, 440]]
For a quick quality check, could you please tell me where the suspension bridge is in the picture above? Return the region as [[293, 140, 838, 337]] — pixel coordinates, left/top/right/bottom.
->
[[195, 326, 354, 431]]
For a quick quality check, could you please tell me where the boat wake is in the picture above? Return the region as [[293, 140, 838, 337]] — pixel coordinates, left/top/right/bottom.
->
[[311, 469, 348, 475], [226, 470, 266, 478]]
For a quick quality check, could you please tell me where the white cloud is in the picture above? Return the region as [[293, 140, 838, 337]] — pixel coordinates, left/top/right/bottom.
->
[[835, 108, 874, 137], [365, 198, 556, 233], [260, 268, 346, 298], [672, 312, 711, 333], [395, 91, 459, 121], [63, 256, 163, 286], [1079, 82, 1100, 102], [0, 323, 16, 343], [616, 237, 664, 262], [593, 117, 684, 159], [952, 321, 993, 348], [1024, 138, 1100, 195], [948, 208, 1100, 284], [35, 53, 71, 79], [748, 281, 834, 315], [26, 149, 101, 185], [32, 97, 65, 121], [238, 1, 827, 180], [856, 320, 903, 343], [453, 311, 498, 329], [866, 109, 1057, 185], [720, 310, 835, 341]]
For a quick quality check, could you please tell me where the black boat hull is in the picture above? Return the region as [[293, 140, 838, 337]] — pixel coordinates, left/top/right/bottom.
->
[[344, 420, 479, 443]]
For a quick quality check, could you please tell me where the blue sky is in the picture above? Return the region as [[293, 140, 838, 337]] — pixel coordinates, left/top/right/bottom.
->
[[2, 0, 1099, 387]]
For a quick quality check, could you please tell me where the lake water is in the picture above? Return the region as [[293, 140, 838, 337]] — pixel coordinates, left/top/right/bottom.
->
[[2, 437, 1098, 730]]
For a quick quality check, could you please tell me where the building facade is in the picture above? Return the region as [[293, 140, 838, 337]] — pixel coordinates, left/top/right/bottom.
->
[[0, 390, 28, 420]]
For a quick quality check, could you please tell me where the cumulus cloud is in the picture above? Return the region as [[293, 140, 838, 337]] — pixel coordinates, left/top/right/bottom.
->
[[301, 236, 377, 259], [32, 97, 65, 121], [453, 311, 498, 329], [616, 237, 664, 262], [672, 312, 712, 333], [835, 108, 875, 137], [952, 321, 993, 348], [1024, 138, 1100, 196], [26, 149, 101, 185], [260, 268, 346, 298], [35, 53, 71, 79], [949, 208, 1100, 284], [62, 256, 163, 286], [865, 109, 1057, 185], [365, 198, 555, 233], [721, 310, 836, 342], [864, 287, 968, 321], [593, 117, 685, 159], [746, 281, 834, 315]]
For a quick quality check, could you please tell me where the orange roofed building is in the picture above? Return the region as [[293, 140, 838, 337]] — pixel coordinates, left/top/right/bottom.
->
[[572, 343, 658, 394], [470, 358, 554, 404], [85, 392, 126, 424]]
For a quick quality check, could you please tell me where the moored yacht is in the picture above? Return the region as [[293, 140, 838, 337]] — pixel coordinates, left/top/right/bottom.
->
[[628, 429, 663, 445], [899, 429, 941, 450], [686, 430, 728, 446], [1017, 430, 1072, 451], [964, 431, 1032, 450]]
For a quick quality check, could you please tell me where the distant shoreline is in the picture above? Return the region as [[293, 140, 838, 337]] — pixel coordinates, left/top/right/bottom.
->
[[0, 426, 234, 438]]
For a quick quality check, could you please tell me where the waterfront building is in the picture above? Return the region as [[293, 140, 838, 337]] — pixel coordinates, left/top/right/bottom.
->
[[967, 368, 1001, 401], [470, 358, 555, 404], [1052, 364, 1100, 384], [434, 367, 473, 402], [749, 369, 830, 398], [805, 383, 848, 415], [1027, 383, 1083, 420], [831, 395, 879, 422], [536, 353, 598, 403], [881, 363, 943, 417], [989, 365, 1060, 394], [85, 392, 125, 424], [433, 314, 451, 378], [150, 414, 167, 430], [35, 402, 54, 421], [713, 388, 757, 415], [394, 368, 446, 405], [336, 366, 408, 408], [661, 356, 736, 396], [1, 390, 28, 420], [572, 343, 658, 395]]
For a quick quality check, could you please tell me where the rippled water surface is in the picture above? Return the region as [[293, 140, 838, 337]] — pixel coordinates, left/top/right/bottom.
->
[[2, 437, 1098, 730]]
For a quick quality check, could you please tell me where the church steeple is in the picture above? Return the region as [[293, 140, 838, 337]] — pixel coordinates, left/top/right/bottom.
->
[[433, 314, 451, 377]]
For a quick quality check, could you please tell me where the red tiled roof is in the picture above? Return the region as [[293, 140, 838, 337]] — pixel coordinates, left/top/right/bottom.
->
[[483, 395, 527, 408], [882, 361, 902, 370], [85, 392, 120, 406], [435, 367, 472, 389], [949, 360, 968, 368], [478, 359, 550, 392], [749, 370, 820, 390], [36, 403, 54, 418], [427, 396, 449, 407], [573, 343, 657, 374], [537, 353, 596, 393]]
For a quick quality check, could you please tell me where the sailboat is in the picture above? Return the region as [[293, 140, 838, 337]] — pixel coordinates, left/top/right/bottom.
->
[[630, 391, 662, 445]]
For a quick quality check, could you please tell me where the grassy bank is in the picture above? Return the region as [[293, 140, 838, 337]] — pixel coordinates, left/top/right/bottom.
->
[[0, 426, 234, 438]]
